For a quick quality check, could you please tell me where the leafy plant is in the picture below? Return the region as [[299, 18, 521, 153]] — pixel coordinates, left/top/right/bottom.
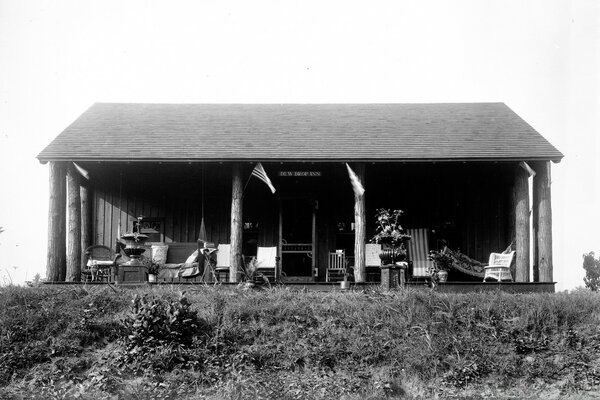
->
[[428, 249, 453, 272], [240, 256, 268, 284], [583, 251, 600, 291], [119, 292, 208, 372], [370, 208, 411, 247], [146, 262, 161, 275]]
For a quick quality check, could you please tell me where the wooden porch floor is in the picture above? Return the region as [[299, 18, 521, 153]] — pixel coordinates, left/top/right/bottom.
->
[[44, 281, 556, 293]]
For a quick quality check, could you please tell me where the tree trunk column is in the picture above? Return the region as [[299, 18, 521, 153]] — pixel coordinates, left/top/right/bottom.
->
[[353, 163, 366, 283], [534, 161, 553, 282], [514, 164, 530, 282], [230, 164, 243, 283], [80, 183, 92, 268], [66, 164, 82, 282], [46, 162, 67, 282]]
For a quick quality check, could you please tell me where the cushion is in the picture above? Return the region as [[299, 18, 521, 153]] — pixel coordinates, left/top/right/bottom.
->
[[158, 264, 182, 279], [152, 244, 169, 265], [185, 250, 199, 264]]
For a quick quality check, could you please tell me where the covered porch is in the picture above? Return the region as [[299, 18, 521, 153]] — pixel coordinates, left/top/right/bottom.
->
[[42, 159, 555, 286]]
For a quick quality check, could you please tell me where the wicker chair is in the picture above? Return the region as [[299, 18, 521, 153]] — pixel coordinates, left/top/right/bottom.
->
[[483, 251, 515, 282], [82, 245, 120, 282]]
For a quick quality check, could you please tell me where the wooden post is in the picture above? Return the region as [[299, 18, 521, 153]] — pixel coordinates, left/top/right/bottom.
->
[[508, 181, 517, 279], [353, 163, 366, 283], [46, 162, 67, 282], [80, 183, 92, 268], [514, 164, 530, 282], [66, 164, 82, 281], [534, 161, 553, 282], [230, 163, 243, 283], [532, 171, 540, 282]]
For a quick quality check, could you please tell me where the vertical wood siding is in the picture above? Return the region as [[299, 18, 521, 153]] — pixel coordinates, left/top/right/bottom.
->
[[90, 162, 513, 277]]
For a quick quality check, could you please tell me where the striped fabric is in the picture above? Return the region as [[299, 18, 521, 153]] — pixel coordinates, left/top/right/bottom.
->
[[252, 163, 276, 193], [406, 228, 433, 278]]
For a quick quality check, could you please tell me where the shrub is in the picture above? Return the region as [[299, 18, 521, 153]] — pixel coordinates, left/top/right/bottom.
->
[[583, 252, 600, 291], [119, 292, 210, 373]]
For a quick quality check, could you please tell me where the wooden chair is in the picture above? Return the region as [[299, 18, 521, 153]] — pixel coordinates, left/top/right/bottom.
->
[[215, 244, 231, 282], [255, 246, 279, 283], [82, 245, 120, 282], [326, 251, 346, 282], [406, 228, 434, 280], [483, 251, 515, 282]]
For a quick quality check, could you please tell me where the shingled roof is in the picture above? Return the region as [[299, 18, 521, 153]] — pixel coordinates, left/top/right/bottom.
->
[[37, 103, 563, 163]]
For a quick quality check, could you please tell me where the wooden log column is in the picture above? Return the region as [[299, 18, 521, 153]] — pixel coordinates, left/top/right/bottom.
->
[[514, 164, 530, 282], [80, 183, 92, 268], [46, 162, 67, 282], [353, 163, 366, 283], [230, 163, 243, 283], [66, 164, 82, 281], [533, 161, 553, 282]]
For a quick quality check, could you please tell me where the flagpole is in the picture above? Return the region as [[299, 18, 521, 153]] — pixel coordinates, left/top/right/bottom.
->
[[243, 166, 253, 193], [117, 171, 122, 239]]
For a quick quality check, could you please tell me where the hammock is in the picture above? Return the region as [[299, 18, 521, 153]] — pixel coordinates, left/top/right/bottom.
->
[[443, 247, 487, 278]]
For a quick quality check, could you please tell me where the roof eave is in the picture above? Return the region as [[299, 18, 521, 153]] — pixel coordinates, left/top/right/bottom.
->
[[37, 155, 564, 164]]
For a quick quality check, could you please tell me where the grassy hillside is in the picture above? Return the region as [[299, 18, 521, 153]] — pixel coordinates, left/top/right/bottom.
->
[[0, 285, 599, 399]]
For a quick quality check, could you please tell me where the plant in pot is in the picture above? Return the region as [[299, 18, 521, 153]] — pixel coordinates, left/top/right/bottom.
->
[[427, 248, 453, 285], [146, 262, 161, 283], [239, 256, 266, 289], [370, 208, 411, 264], [340, 264, 353, 290]]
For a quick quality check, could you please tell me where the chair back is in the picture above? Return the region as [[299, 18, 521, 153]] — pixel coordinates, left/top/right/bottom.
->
[[488, 251, 515, 268], [216, 244, 231, 268], [328, 251, 346, 270], [257, 246, 277, 269], [406, 228, 433, 278], [86, 245, 114, 262]]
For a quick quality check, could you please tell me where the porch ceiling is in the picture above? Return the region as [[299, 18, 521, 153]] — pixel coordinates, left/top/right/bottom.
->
[[37, 103, 563, 163]]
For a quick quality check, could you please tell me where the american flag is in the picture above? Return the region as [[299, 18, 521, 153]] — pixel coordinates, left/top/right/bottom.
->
[[345, 163, 365, 196], [252, 162, 276, 194]]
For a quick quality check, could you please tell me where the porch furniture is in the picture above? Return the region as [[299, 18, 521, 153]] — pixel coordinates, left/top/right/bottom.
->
[[326, 250, 346, 282], [200, 244, 219, 283], [483, 251, 515, 282], [406, 228, 433, 280], [150, 242, 203, 283], [215, 244, 231, 282], [255, 246, 279, 283], [82, 245, 120, 282]]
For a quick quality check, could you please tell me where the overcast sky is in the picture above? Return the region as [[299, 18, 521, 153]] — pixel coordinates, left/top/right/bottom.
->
[[0, 0, 598, 290]]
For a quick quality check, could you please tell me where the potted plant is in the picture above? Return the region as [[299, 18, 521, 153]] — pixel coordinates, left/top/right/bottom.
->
[[146, 262, 161, 283], [370, 208, 411, 264], [239, 256, 265, 289], [428, 249, 453, 284], [340, 264, 353, 290]]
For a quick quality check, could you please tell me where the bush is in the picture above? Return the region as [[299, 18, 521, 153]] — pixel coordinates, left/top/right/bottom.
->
[[583, 252, 600, 291], [118, 292, 210, 373]]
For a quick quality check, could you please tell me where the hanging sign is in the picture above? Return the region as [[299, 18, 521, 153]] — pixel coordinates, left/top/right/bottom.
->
[[278, 171, 322, 177]]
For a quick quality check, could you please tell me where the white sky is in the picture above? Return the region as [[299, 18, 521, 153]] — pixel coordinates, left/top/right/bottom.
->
[[0, 0, 598, 290]]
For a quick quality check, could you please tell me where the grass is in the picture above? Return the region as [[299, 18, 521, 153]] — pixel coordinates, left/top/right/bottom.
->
[[0, 285, 599, 399]]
